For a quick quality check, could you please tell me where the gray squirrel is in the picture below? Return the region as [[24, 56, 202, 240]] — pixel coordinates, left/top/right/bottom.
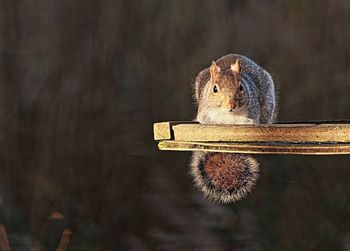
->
[[190, 54, 277, 203]]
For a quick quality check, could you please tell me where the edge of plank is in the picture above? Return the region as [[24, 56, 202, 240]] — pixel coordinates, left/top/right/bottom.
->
[[153, 121, 199, 140], [153, 122, 172, 140], [158, 140, 350, 155]]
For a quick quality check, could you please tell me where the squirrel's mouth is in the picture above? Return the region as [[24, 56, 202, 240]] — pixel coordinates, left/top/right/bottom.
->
[[224, 98, 246, 112], [228, 102, 245, 112], [206, 108, 252, 124]]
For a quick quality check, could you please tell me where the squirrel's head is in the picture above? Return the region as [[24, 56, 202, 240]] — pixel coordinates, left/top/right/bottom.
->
[[202, 59, 246, 114]]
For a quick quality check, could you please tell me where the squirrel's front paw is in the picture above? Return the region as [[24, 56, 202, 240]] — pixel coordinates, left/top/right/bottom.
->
[[190, 152, 259, 203]]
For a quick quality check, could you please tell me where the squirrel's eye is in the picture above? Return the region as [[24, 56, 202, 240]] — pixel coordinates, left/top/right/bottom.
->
[[239, 84, 244, 92], [213, 84, 219, 93]]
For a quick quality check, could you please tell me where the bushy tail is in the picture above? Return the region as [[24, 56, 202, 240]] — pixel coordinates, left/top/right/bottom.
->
[[190, 151, 259, 203]]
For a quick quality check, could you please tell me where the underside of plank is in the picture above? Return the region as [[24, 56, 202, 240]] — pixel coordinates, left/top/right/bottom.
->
[[158, 141, 350, 155]]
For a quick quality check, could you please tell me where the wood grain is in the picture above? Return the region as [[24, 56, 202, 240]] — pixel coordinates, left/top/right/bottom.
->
[[153, 121, 199, 140], [158, 140, 350, 155], [154, 121, 350, 154], [154, 122, 350, 143]]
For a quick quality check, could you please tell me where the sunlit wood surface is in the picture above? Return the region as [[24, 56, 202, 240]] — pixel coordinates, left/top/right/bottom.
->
[[154, 121, 350, 155]]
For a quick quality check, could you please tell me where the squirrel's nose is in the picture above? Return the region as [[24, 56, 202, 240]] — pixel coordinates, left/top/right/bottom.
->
[[228, 100, 236, 111]]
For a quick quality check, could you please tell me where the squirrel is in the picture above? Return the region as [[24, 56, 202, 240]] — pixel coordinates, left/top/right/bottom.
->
[[190, 54, 277, 203]]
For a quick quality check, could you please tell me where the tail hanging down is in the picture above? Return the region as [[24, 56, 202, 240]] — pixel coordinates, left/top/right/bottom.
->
[[190, 152, 259, 203]]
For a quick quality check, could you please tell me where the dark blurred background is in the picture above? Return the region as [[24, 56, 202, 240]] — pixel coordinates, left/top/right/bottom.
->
[[1, 0, 350, 250]]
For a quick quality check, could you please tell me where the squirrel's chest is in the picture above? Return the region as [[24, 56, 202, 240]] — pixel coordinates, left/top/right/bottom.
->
[[197, 109, 256, 125]]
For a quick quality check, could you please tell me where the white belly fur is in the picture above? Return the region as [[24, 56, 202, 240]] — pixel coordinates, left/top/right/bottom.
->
[[199, 109, 255, 125]]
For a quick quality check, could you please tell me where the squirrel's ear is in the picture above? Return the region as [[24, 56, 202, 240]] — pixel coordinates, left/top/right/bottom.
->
[[231, 59, 241, 74], [210, 61, 220, 80]]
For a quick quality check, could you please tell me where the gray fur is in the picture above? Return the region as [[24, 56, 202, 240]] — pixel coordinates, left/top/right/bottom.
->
[[190, 54, 277, 203], [194, 54, 277, 124]]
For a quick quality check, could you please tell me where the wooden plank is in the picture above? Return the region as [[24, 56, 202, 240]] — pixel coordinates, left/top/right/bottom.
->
[[158, 140, 350, 155], [170, 123, 350, 143], [153, 121, 198, 140], [153, 122, 172, 140]]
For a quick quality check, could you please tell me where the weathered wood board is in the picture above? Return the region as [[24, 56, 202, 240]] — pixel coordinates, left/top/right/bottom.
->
[[154, 122, 350, 143], [153, 121, 350, 155], [158, 141, 350, 155]]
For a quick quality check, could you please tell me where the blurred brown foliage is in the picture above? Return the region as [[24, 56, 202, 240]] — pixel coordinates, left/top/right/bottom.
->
[[1, 0, 350, 250]]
